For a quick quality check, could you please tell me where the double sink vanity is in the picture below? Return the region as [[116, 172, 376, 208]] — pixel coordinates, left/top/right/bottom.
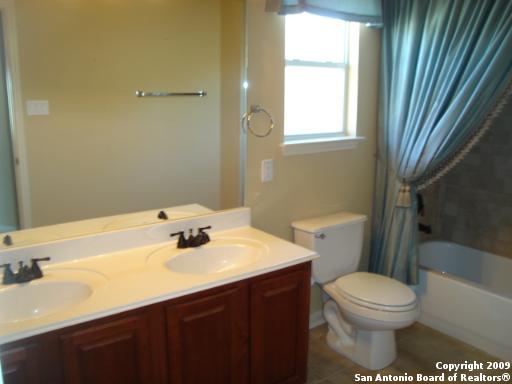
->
[[0, 207, 316, 384]]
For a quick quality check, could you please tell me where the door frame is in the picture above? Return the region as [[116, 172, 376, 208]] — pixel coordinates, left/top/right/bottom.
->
[[0, 0, 31, 229]]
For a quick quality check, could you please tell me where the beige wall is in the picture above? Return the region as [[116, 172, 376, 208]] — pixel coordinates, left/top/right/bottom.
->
[[246, 1, 380, 314], [14, 0, 242, 227]]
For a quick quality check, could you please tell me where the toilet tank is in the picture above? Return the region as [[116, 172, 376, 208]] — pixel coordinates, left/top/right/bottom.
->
[[292, 212, 367, 284]]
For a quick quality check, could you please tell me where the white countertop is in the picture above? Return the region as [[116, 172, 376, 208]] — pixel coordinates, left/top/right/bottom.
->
[[0, 212, 317, 344]]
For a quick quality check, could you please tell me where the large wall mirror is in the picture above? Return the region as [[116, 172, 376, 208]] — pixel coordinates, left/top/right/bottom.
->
[[0, 0, 246, 247]]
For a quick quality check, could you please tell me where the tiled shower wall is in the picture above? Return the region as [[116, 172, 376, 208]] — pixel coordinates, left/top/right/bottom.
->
[[423, 100, 512, 259]]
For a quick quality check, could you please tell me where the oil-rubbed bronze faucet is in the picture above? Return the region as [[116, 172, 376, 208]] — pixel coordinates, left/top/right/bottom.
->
[[2, 234, 13, 246], [0, 257, 51, 285], [157, 210, 168, 220], [170, 226, 211, 249]]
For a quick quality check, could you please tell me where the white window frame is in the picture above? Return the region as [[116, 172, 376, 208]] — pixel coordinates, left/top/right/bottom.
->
[[281, 18, 364, 156]]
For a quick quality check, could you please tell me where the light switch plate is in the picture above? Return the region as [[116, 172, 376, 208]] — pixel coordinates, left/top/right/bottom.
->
[[26, 100, 49, 116], [261, 159, 273, 183]]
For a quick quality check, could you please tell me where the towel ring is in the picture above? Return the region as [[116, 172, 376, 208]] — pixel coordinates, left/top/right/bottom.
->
[[241, 105, 274, 138]]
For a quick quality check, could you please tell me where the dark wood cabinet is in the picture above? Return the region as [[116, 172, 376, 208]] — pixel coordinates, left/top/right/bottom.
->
[[0, 341, 42, 384], [0, 262, 311, 384], [166, 283, 249, 384], [59, 313, 155, 384], [251, 269, 310, 384]]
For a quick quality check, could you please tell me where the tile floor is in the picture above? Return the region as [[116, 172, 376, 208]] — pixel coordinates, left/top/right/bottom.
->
[[308, 323, 508, 383]]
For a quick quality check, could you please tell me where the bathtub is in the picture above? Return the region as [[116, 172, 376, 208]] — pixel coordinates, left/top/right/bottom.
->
[[416, 241, 512, 360]]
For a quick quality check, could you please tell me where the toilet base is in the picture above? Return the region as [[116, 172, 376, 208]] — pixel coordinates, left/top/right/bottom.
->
[[326, 327, 396, 370]]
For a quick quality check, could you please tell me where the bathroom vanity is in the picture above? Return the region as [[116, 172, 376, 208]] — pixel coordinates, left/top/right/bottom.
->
[[1, 263, 310, 384], [0, 208, 316, 384]]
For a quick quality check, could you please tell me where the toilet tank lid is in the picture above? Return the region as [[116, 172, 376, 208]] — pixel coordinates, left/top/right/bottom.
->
[[291, 212, 367, 234]]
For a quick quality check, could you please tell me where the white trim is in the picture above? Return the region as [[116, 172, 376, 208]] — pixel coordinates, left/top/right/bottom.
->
[[281, 136, 365, 156], [0, 0, 31, 228], [285, 59, 348, 69], [309, 310, 326, 329], [346, 23, 360, 137]]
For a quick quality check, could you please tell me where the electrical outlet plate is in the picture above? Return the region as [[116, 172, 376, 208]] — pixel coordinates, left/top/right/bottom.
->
[[26, 100, 49, 116], [261, 159, 273, 183]]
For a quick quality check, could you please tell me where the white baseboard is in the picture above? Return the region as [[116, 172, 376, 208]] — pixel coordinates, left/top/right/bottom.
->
[[309, 310, 325, 329]]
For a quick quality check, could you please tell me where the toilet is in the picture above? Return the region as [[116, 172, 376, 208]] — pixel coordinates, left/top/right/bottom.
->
[[292, 212, 419, 370]]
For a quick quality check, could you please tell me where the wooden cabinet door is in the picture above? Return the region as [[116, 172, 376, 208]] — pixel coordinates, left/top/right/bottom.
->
[[59, 313, 155, 384], [166, 284, 249, 384], [0, 342, 42, 384], [250, 266, 310, 384]]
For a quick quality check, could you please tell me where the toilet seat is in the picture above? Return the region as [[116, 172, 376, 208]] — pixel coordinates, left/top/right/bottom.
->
[[333, 272, 417, 312], [324, 279, 419, 327]]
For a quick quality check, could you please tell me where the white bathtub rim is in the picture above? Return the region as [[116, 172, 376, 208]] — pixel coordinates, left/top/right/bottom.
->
[[417, 265, 510, 300], [419, 240, 512, 300]]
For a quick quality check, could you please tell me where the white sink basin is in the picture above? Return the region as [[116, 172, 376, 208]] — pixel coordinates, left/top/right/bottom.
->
[[147, 238, 268, 274], [0, 269, 107, 324]]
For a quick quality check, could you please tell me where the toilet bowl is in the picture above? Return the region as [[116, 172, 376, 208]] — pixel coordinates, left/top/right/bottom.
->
[[292, 212, 419, 370], [323, 272, 419, 369]]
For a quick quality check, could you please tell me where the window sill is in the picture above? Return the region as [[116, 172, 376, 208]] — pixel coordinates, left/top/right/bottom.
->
[[280, 136, 365, 156]]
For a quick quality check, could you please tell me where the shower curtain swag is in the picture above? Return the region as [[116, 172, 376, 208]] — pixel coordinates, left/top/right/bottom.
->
[[369, 0, 512, 284], [396, 80, 512, 208], [416, 80, 512, 191]]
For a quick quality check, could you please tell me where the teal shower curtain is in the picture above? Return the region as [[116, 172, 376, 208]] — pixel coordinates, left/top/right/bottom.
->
[[370, 0, 512, 284]]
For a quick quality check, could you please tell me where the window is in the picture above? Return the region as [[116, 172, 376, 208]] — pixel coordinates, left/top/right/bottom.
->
[[283, 13, 361, 155]]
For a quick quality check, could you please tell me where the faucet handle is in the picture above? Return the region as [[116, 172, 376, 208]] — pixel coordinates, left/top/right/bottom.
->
[[1, 264, 16, 285], [30, 257, 51, 279], [197, 226, 211, 245], [31, 257, 51, 262], [170, 231, 188, 248], [32, 257, 51, 262]]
